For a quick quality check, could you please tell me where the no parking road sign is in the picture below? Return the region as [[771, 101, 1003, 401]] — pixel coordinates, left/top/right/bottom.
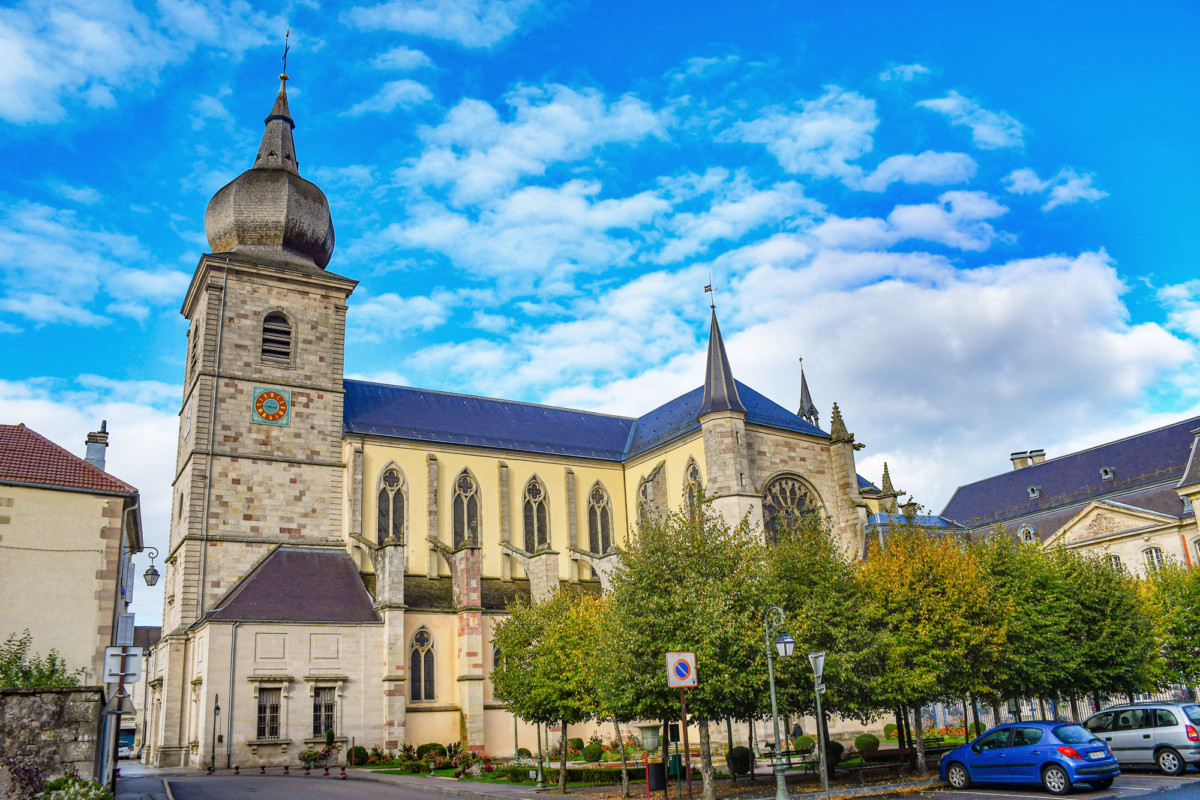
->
[[666, 651, 698, 688]]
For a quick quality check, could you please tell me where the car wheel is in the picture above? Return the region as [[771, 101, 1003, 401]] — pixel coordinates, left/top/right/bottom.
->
[[1157, 747, 1185, 776], [947, 762, 971, 789], [1089, 778, 1114, 790], [1043, 764, 1073, 795]]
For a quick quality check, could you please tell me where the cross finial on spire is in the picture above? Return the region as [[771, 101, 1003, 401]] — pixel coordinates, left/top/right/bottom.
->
[[703, 278, 716, 309], [281, 28, 290, 77]]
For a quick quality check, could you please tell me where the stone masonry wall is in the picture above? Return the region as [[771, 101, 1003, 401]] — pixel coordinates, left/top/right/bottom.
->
[[0, 687, 104, 785]]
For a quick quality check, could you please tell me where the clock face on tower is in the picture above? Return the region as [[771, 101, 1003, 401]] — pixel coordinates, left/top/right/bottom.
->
[[252, 387, 291, 426]]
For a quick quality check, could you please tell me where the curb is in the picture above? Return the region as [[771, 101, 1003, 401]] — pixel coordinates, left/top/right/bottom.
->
[[746, 777, 942, 800], [354, 770, 543, 800]]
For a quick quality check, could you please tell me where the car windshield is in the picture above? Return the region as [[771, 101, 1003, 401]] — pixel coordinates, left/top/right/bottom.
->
[[1184, 706, 1200, 724], [1054, 724, 1098, 744]]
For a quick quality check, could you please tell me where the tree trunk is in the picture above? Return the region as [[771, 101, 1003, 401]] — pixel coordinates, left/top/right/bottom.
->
[[613, 718, 630, 798], [726, 719, 736, 785], [900, 705, 913, 755], [962, 699, 970, 738], [894, 708, 906, 757], [969, 695, 982, 739], [1038, 697, 1048, 720], [698, 717, 716, 800], [911, 704, 928, 778], [1070, 696, 1081, 723], [559, 722, 569, 794]]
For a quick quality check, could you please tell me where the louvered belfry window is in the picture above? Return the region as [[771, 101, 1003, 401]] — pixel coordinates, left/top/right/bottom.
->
[[261, 312, 292, 364]]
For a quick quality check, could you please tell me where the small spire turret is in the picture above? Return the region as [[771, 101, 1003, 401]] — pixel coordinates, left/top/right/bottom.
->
[[829, 403, 865, 450], [698, 308, 745, 417], [797, 358, 818, 427]]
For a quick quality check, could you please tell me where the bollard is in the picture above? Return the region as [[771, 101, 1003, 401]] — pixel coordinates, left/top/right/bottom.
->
[[304, 767, 310, 776], [207, 766, 213, 776], [283, 765, 289, 775], [260, 765, 266, 775], [323, 766, 330, 777], [233, 766, 240, 775], [340, 767, 346, 780], [114, 769, 120, 779]]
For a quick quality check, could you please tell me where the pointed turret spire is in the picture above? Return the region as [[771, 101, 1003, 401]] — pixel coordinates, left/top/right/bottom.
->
[[253, 74, 300, 174], [880, 462, 896, 495], [698, 308, 745, 417], [829, 402, 864, 449], [797, 359, 819, 427]]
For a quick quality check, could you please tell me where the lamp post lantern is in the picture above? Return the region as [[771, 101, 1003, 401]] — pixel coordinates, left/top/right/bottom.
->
[[764, 607, 793, 800], [143, 547, 161, 587], [211, 694, 220, 772]]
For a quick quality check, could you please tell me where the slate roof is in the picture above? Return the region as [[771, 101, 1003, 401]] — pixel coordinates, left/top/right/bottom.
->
[[941, 415, 1200, 528], [344, 378, 827, 462], [205, 548, 381, 623], [133, 626, 162, 649], [867, 512, 964, 529], [857, 475, 879, 492], [0, 423, 137, 496]]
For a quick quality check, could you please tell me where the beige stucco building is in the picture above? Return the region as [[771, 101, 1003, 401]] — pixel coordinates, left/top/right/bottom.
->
[[144, 73, 897, 768]]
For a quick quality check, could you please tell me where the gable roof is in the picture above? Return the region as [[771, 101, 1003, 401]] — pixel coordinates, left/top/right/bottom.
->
[[0, 424, 137, 496], [204, 547, 381, 624], [343, 378, 826, 462], [941, 415, 1200, 527]]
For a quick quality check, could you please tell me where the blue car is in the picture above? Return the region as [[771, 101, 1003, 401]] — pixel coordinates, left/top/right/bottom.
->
[[940, 721, 1120, 795]]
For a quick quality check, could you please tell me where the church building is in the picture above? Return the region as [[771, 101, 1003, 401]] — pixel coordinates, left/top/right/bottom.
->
[[145, 73, 893, 768]]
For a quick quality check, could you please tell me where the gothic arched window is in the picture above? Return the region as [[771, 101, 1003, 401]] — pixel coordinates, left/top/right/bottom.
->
[[453, 470, 480, 548], [261, 312, 293, 364], [761, 475, 821, 545], [376, 467, 405, 545], [523, 476, 550, 552], [685, 459, 703, 514], [409, 628, 435, 702], [587, 483, 612, 554]]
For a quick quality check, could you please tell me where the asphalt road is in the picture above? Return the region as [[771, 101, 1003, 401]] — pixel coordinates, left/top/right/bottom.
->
[[927, 769, 1199, 800], [118, 773, 458, 800]]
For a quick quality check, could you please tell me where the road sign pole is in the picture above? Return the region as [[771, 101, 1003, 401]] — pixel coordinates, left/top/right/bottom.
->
[[679, 688, 693, 800]]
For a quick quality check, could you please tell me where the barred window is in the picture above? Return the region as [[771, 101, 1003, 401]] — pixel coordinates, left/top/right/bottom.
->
[[312, 687, 335, 737], [523, 477, 550, 551], [256, 688, 281, 740], [376, 467, 405, 545], [587, 484, 612, 554], [762, 475, 821, 545], [261, 312, 292, 364], [452, 470, 480, 548], [410, 628, 436, 702]]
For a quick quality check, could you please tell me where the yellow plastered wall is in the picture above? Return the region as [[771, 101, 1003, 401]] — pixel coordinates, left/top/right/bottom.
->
[[361, 442, 629, 580], [622, 433, 707, 522]]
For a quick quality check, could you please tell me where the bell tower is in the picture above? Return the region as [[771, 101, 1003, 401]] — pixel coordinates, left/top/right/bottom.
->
[[154, 73, 357, 766]]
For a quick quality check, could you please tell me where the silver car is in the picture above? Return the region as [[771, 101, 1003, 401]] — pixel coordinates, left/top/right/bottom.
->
[[1083, 703, 1200, 775]]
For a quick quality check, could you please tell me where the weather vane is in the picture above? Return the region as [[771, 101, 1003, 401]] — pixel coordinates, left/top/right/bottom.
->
[[704, 277, 716, 309], [281, 28, 290, 76]]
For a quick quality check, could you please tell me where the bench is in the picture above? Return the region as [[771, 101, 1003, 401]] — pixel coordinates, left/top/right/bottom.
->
[[842, 761, 906, 786]]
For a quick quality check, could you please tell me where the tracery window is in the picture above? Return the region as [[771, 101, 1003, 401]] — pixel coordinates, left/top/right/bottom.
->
[[685, 459, 703, 515], [587, 483, 612, 554], [523, 476, 550, 552], [261, 312, 292, 364], [761, 475, 821, 545], [1144, 547, 1165, 572], [376, 467, 405, 545], [409, 628, 436, 702], [452, 470, 480, 548]]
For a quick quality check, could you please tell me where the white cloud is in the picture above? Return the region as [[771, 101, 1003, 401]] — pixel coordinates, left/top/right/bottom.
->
[[471, 310, 512, 333], [0, 0, 280, 125], [1159, 280, 1200, 341], [191, 90, 235, 130], [879, 63, 931, 82], [343, 0, 541, 48], [345, 79, 434, 116], [1003, 167, 1108, 211], [371, 45, 434, 70], [51, 184, 102, 205], [347, 290, 457, 342], [402, 85, 664, 205], [0, 376, 179, 623], [729, 87, 878, 182], [671, 55, 739, 81], [857, 151, 977, 192], [917, 90, 1024, 149], [814, 190, 1008, 252]]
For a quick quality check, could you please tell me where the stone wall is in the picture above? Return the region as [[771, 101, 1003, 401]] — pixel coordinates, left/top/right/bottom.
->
[[0, 687, 104, 785]]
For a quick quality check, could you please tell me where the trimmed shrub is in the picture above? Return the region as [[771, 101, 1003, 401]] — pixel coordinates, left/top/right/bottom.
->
[[727, 746, 752, 776], [883, 723, 898, 740], [348, 745, 369, 765], [416, 742, 446, 759], [793, 735, 815, 752], [854, 734, 880, 754], [568, 737, 585, 752], [517, 747, 532, 758], [543, 767, 641, 785], [826, 740, 845, 764], [506, 765, 527, 783], [582, 743, 603, 763], [398, 760, 427, 774]]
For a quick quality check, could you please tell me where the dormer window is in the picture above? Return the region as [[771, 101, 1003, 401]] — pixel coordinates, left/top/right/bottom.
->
[[1018, 525, 1037, 544], [1100, 466, 1115, 481], [1184, 496, 1194, 513], [1027, 486, 1041, 499], [261, 312, 292, 364]]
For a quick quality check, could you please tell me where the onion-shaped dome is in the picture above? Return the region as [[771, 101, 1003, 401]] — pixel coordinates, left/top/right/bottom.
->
[[204, 74, 335, 270]]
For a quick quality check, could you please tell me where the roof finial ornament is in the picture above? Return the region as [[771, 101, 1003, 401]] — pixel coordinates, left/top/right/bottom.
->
[[281, 27, 290, 78], [704, 277, 716, 310], [797, 357, 819, 427]]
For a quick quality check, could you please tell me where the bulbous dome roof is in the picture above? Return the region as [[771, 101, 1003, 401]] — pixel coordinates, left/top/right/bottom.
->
[[204, 75, 335, 270]]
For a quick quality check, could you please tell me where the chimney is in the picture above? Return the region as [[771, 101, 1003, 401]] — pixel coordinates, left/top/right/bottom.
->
[[1028, 449, 1046, 465], [85, 420, 109, 471], [1010, 451, 1031, 470]]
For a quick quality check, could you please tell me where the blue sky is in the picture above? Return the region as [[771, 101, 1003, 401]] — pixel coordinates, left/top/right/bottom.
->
[[2, 0, 1198, 623]]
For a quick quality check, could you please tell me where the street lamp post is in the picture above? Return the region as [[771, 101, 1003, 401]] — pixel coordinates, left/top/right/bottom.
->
[[211, 695, 220, 771], [809, 652, 830, 800], [765, 607, 794, 800]]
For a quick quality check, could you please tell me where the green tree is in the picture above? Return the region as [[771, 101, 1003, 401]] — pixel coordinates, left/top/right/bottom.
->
[[491, 589, 600, 793], [605, 500, 769, 800], [1148, 561, 1200, 692], [0, 630, 83, 688], [857, 526, 1007, 776]]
